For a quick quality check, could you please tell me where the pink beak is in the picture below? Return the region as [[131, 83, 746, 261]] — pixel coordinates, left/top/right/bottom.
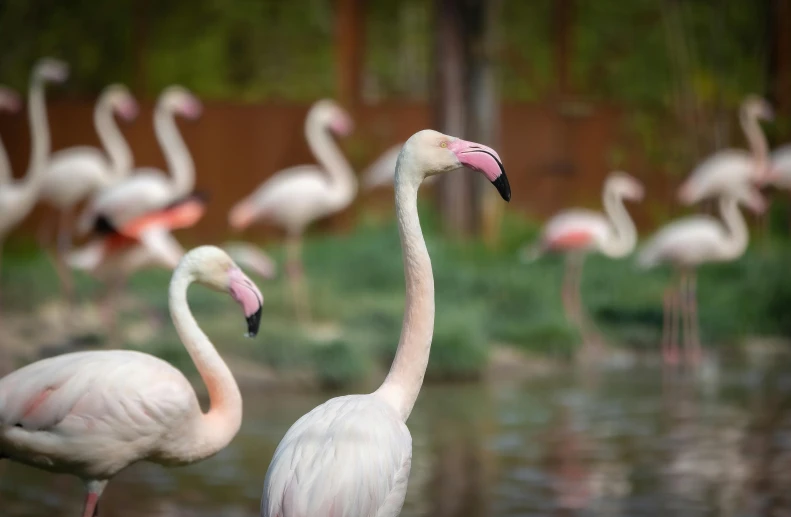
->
[[448, 139, 510, 201], [229, 267, 264, 337]]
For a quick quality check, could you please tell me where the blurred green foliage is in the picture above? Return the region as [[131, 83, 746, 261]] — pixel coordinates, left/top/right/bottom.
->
[[0, 0, 770, 107]]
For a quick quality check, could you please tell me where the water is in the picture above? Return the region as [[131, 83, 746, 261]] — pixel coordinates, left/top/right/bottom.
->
[[2, 358, 791, 516]]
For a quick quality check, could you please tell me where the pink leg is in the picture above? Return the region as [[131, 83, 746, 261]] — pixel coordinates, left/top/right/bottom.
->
[[686, 270, 702, 366], [665, 274, 680, 366], [561, 256, 575, 321], [82, 480, 107, 517]]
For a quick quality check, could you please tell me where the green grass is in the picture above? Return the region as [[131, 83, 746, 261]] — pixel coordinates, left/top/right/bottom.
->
[[4, 206, 791, 389]]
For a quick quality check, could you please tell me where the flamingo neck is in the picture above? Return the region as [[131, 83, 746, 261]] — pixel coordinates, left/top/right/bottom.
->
[[18, 74, 51, 203], [155, 105, 194, 197], [0, 128, 11, 184], [740, 109, 768, 177], [94, 99, 132, 182], [305, 117, 357, 209], [717, 196, 749, 260], [600, 187, 636, 258], [168, 267, 242, 461], [374, 163, 433, 422]]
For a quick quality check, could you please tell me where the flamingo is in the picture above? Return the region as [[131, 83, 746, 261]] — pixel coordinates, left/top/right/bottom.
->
[[228, 99, 356, 325], [523, 172, 644, 350], [0, 58, 68, 305], [361, 142, 438, 191], [223, 241, 277, 280], [260, 129, 510, 517], [66, 193, 208, 343], [76, 86, 201, 234], [38, 84, 138, 301], [637, 183, 765, 366], [768, 143, 791, 189], [0, 245, 264, 517], [0, 86, 22, 185]]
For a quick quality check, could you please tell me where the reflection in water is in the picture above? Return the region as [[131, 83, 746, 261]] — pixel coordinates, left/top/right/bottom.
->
[[2, 359, 791, 516]]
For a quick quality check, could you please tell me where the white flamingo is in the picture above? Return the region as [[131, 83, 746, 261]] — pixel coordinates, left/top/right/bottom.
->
[[0, 245, 264, 517], [0, 86, 22, 185], [260, 130, 511, 517], [223, 241, 277, 280], [768, 143, 791, 189], [0, 58, 68, 304], [76, 86, 201, 234], [39, 83, 138, 302], [523, 172, 644, 350], [228, 99, 356, 324], [637, 183, 765, 366], [361, 142, 439, 191], [676, 95, 774, 202]]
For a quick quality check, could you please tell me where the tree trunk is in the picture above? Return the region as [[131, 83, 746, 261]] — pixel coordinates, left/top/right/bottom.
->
[[336, 0, 365, 109], [433, 0, 476, 238]]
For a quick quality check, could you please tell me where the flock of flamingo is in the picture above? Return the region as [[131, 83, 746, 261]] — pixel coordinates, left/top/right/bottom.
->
[[0, 54, 788, 517], [528, 95, 790, 367]]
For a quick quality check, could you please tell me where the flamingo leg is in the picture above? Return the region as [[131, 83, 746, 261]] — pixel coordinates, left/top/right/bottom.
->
[[286, 234, 311, 326], [679, 269, 694, 367], [687, 270, 701, 366], [82, 480, 107, 517], [665, 273, 680, 366], [55, 207, 76, 307], [561, 255, 574, 320]]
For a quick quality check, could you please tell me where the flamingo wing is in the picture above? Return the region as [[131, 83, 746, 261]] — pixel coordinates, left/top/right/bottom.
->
[[637, 216, 725, 268], [541, 209, 610, 252], [262, 394, 412, 517], [771, 144, 791, 188], [361, 144, 403, 190], [681, 149, 754, 200]]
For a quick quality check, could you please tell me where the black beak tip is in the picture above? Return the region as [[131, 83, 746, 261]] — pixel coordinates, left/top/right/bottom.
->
[[246, 305, 263, 337], [492, 174, 511, 202]]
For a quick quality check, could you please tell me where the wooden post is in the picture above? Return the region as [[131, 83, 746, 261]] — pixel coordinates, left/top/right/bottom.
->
[[336, 0, 365, 108]]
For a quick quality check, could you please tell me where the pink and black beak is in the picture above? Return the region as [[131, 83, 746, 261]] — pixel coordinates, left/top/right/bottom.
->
[[229, 267, 264, 337], [449, 139, 511, 201]]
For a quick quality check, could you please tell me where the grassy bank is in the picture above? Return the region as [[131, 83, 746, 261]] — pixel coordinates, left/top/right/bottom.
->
[[3, 207, 791, 388]]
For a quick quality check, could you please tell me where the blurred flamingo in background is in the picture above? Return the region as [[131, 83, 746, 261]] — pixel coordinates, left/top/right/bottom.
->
[[0, 245, 263, 517], [39, 84, 138, 303], [637, 182, 765, 366], [523, 172, 644, 353], [67, 193, 208, 343], [361, 142, 438, 191], [76, 86, 201, 235], [0, 87, 22, 185], [261, 130, 510, 517], [0, 58, 68, 309], [229, 99, 356, 325], [223, 241, 277, 280]]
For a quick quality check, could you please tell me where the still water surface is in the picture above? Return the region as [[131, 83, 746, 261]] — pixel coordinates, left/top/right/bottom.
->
[[2, 358, 790, 516]]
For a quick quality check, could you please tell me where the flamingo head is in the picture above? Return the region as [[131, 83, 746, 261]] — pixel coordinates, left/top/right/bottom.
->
[[400, 130, 510, 201], [741, 95, 774, 122], [161, 85, 203, 120], [0, 87, 21, 113], [34, 58, 69, 83], [605, 171, 644, 201], [185, 246, 264, 337], [311, 99, 354, 137], [103, 84, 138, 121]]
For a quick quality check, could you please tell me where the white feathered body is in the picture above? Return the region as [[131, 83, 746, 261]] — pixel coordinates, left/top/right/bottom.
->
[[40, 147, 115, 209], [261, 394, 412, 517], [242, 165, 349, 235], [637, 215, 735, 269], [539, 209, 612, 253], [0, 350, 201, 479], [682, 149, 755, 196], [771, 144, 791, 189], [78, 169, 177, 232]]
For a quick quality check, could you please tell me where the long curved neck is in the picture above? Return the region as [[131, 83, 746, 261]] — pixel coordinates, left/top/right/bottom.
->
[[18, 74, 51, 200], [717, 196, 749, 260], [94, 100, 132, 181], [0, 130, 11, 184], [741, 109, 768, 173], [374, 166, 433, 422], [168, 269, 242, 460], [155, 105, 194, 196], [306, 118, 357, 207], [599, 187, 637, 257]]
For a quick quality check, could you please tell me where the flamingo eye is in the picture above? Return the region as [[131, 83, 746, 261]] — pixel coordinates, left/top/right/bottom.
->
[[440, 141, 448, 148]]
